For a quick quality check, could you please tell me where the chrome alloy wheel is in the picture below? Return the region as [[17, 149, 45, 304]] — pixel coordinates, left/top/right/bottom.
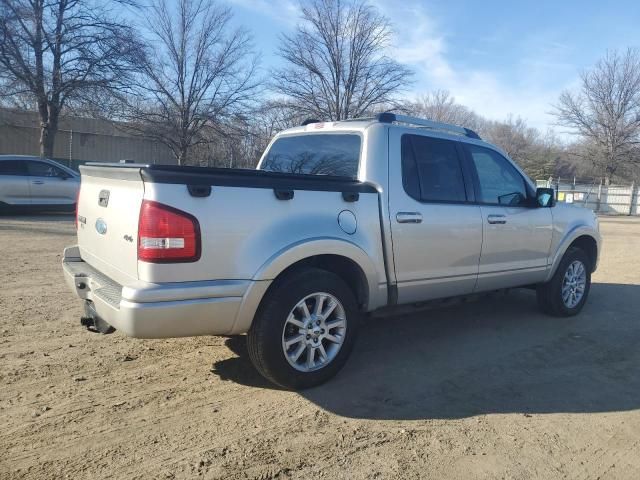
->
[[281, 292, 347, 372], [562, 260, 587, 308]]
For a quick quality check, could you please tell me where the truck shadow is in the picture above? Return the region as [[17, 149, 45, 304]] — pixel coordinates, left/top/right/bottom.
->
[[0, 211, 75, 220], [211, 282, 640, 419], [0, 215, 75, 237]]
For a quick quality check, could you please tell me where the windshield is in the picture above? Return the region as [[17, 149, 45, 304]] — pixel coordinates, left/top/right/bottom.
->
[[260, 134, 361, 177]]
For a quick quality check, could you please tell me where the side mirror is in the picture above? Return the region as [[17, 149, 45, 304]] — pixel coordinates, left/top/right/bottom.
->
[[536, 187, 555, 208], [57, 170, 71, 180]]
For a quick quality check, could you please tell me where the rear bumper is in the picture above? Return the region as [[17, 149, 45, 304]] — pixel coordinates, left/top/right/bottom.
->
[[62, 245, 270, 338]]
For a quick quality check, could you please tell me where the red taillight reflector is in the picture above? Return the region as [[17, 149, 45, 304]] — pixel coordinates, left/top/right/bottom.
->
[[138, 200, 201, 263]]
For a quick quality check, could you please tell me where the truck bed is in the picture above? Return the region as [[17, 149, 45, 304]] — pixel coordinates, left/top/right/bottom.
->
[[76, 163, 386, 293]]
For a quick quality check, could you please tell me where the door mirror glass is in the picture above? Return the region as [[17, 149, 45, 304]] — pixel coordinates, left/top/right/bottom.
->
[[536, 187, 555, 207]]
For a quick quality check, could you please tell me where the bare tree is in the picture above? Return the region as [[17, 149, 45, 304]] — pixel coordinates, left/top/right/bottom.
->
[[482, 116, 538, 161], [121, 0, 260, 165], [482, 116, 560, 179], [405, 89, 580, 179], [403, 91, 564, 179], [273, 0, 412, 121], [554, 48, 640, 183], [0, 0, 141, 158], [249, 101, 305, 153], [405, 90, 482, 130]]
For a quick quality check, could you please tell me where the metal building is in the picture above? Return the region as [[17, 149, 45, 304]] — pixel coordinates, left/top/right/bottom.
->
[[0, 108, 176, 169]]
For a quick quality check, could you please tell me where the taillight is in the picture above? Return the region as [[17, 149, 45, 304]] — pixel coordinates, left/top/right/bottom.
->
[[138, 200, 201, 263], [75, 186, 81, 229]]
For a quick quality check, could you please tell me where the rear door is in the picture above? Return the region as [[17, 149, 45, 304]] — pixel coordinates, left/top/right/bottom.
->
[[388, 130, 483, 303], [462, 144, 552, 291], [25, 160, 78, 205], [0, 160, 30, 205]]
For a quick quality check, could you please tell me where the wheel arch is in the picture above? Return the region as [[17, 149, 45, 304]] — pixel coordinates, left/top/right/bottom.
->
[[547, 227, 600, 281], [263, 254, 370, 311], [230, 238, 386, 335], [254, 238, 386, 309], [568, 235, 598, 272]]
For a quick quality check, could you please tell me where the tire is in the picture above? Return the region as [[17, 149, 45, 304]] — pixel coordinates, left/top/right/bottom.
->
[[0, 201, 14, 214], [247, 268, 360, 390], [537, 247, 591, 317]]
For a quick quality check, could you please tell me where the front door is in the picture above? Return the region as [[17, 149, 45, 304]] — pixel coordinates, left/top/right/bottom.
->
[[26, 161, 77, 205], [388, 130, 483, 304], [462, 144, 553, 291]]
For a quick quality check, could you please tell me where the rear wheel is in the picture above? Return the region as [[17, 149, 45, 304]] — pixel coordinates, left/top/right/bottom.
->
[[247, 268, 360, 390], [537, 247, 591, 316], [0, 201, 14, 214]]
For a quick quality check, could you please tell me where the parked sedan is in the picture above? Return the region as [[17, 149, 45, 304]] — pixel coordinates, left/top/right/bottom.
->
[[0, 155, 80, 212]]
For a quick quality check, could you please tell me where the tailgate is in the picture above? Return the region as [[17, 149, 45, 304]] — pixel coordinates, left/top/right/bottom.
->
[[77, 165, 144, 284]]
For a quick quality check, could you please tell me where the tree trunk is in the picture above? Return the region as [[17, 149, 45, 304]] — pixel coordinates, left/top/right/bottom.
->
[[38, 102, 58, 159], [177, 146, 188, 166], [39, 123, 56, 158]]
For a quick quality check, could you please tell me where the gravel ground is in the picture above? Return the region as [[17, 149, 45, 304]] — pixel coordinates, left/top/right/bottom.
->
[[1, 214, 639, 479]]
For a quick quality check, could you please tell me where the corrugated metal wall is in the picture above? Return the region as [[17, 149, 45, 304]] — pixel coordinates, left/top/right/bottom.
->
[[0, 108, 176, 168]]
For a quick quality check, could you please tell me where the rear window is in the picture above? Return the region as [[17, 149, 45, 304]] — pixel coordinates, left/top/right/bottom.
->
[[260, 134, 361, 177], [26, 161, 66, 177], [401, 134, 467, 203]]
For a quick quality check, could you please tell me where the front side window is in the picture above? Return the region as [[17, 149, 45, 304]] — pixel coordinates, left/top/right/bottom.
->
[[260, 134, 361, 177], [0, 160, 27, 176], [26, 161, 64, 177], [401, 134, 467, 202], [467, 145, 527, 206]]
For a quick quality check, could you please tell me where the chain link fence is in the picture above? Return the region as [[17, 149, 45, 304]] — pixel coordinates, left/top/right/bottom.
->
[[536, 178, 639, 215]]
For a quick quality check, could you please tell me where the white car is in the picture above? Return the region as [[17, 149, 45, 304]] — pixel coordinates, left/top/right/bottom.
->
[[0, 155, 80, 211]]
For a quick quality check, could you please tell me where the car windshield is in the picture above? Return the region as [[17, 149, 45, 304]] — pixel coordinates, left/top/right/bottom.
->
[[259, 134, 361, 178]]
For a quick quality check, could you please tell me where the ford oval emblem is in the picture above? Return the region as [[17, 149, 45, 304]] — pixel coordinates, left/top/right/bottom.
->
[[95, 218, 108, 235]]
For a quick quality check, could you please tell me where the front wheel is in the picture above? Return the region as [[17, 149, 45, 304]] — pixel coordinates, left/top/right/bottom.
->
[[537, 247, 591, 316], [247, 268, 360, 390]]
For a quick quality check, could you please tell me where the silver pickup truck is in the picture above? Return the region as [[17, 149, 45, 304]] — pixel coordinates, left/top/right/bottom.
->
[[63, 113, 601, 389]]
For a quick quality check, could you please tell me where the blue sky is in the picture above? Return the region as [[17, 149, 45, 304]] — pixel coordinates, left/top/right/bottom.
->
[[228, 0, 640, 132]]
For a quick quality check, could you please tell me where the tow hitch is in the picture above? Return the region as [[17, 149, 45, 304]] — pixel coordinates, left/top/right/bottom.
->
[[81, 301, 115, 334]]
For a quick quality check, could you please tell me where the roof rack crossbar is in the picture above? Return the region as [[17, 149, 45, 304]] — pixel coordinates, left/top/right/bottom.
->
[[375, 112, 481, 140]]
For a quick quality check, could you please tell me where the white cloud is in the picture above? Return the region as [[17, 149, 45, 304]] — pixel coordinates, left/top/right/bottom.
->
[[230, 0, 580, 132], [228, 0, 301, 28], [375, 1, 577, 132]]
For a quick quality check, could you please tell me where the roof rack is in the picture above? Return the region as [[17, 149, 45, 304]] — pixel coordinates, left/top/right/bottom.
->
[[376, 112, 481, 140]]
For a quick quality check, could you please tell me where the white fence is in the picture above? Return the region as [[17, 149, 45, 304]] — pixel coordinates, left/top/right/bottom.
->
[[536, 178, 639, 216]]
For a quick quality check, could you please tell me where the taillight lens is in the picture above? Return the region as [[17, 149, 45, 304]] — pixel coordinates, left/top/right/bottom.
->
[[138, 200, 201, 263], [75, 186, 81, 229]]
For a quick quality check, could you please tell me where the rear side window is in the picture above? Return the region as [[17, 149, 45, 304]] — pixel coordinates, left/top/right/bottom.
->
[[0, 160, 26, 176], [260, 134, 361, 177], [401, 134, 467, 203], [26, 161, 64, 177], [466, 145, 527, 206]]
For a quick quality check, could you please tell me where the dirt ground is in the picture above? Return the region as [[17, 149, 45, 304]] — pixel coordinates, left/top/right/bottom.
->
[[1, 215, 639, 479]]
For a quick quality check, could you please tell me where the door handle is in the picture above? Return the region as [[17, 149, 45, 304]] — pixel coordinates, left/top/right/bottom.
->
[[396, 212, 422, 224], [487, 214, 507, 224], [31, 180, 44, 185]]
